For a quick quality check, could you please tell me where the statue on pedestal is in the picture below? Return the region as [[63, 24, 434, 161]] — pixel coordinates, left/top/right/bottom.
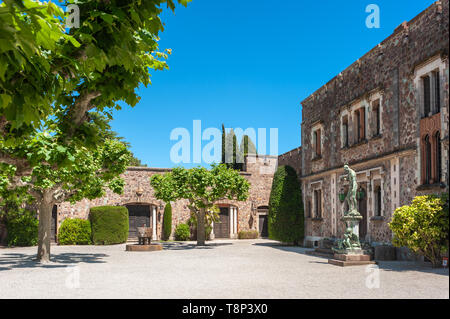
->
[[333, 164, 362, 253], [343, 164, 359, 217]]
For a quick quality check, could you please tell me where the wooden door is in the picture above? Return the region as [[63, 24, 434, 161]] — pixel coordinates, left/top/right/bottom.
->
[[258, 215, 268, 237], [127, 205, 151, 238], [214, 207, 229, 238]]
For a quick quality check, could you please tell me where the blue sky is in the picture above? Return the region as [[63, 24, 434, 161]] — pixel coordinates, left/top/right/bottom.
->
[[109, 0, 435, 168]]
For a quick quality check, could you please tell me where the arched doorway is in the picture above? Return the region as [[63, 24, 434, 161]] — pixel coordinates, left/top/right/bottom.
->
[[214, 206, 230, 238], [125, 203, 156, 239]]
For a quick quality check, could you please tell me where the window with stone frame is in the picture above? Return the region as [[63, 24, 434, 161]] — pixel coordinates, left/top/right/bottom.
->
[[341, 114, 349, 148], [414, 56, 443, 118], [354, 107, 366, 143], [371, 98, 381, 137], [374, 184, 382, 217], [311, 124, 323, 159], [421, 70, 442, 116], [423, 134, 432, 184], [313, 189, 322, 218], [435, 131, 442, 183]]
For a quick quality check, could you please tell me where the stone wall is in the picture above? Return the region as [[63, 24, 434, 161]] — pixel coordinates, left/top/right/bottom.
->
[[56, 155, 276, 240], [288, 1, 449, 244], [278, 147, 302, 178]]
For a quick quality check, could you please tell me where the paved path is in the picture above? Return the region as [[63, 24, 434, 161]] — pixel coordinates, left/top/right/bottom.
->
[[0, 239, 448, 298]]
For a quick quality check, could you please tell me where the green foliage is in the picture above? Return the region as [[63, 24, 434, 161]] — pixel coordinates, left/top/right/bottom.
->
[[389, 193, 449, 267], [174, 223, 190, 241], [268, 165, 304, 245], [162, 203, 172, 240], [58, 218, 92, 245], [151, 164, 250, 211], [6, 209, 38, 247], [220, 125, 257, 171], [89, 206, 129, 245], [238, 230, 259, 239], [151, 164, 249, 245], [187, 207, 218, 240]]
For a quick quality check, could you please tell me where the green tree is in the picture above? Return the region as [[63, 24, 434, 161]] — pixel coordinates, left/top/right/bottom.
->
[[0, 0, 189, 262], [162, 203, 172, 240], [221, 126, 257, 171], [389, 194, 449, 268], [268, 165, 304, 245], [150, 164, 250, 246]]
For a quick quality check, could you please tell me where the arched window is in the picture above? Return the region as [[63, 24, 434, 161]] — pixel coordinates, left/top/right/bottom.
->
[[435, 131, 441, 183], [424, 135, 432, 184]]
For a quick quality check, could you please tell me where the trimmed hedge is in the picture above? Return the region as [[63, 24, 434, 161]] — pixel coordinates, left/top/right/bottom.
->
[[174, 223, 190, 241], [238, 230, 259, 239], [268, 165, 304, 245], [89, 206, 129, 245], [162, 203, 172, 240], [6, 210, 38, 247], [58, 218, 92, 245]]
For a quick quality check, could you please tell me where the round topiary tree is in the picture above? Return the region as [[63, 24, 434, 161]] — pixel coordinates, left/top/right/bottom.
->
[[162, 203, 172, 240], [268, 165, 304, 245], [58, 218, 92, 245]]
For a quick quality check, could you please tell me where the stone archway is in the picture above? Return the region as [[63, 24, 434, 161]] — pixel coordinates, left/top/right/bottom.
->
[[124, 203, 159, 240]]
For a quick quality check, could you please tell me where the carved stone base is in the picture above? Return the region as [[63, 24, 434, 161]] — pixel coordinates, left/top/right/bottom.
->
[[126, 243, 163, 252], [328, 253, 376, 267]]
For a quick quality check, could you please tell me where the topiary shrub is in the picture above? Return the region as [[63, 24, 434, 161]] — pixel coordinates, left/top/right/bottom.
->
[[389, 193, 449, 268], [89, 206, 129, 245], [174, 223, 190, 241], [238, 230, 259, 239], [6, 210, 38, 247], [268, 165, 304, 245], [58, 218, 92, 245], [162, 203, 172, 240]]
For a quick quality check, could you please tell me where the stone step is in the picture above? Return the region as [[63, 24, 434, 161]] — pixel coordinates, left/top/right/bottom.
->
[[328, 259, 377, 267]]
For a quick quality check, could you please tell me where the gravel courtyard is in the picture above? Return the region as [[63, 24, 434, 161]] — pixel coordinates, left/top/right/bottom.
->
[[0, 239, 448, 299]]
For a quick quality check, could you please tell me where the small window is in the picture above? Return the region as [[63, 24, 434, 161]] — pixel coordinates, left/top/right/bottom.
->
[[435, 131, 441, 183], [433, 71, 440, 114], [312, 127, 322, 158], [423, 75, 431, 117], [314, 189, 322, 218], [342, 115, 349, 147], [372, 99, 381, 136], [355, 108, 366, 143], [374, 186, 382, 217], [423, 135, 432, 184]]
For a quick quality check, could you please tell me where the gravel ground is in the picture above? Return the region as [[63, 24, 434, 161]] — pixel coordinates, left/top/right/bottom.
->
[[0, 239, 448, 299]]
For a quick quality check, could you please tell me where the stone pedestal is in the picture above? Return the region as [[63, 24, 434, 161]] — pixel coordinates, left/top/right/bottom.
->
[[328, 213, 375, 266], [126, 243, 163, 252], [328, 253, 377, 267]]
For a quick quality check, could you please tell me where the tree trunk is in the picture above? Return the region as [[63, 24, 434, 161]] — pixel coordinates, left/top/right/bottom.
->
[[197, 207, 206, 246], [37, 190, 54, 263]]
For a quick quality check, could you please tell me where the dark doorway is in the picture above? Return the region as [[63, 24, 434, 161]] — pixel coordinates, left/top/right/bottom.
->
[[51, 205, 57, 242], [358, 192, 367, 240], [258, 215, 268, 238], [214, 207, 229, 238], [126, 205, 151, 238]]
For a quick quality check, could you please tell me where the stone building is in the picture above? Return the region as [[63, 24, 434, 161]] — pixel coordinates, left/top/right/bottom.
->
[[52, 154, 277, 241], [279, 0, 449, 246]]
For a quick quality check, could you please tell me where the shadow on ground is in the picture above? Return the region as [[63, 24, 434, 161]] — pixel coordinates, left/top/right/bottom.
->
[[160, 241, 233, 250], [253, 242, 450, 275], [0, 252, 108, 271], [252, 242, 312, 254]]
